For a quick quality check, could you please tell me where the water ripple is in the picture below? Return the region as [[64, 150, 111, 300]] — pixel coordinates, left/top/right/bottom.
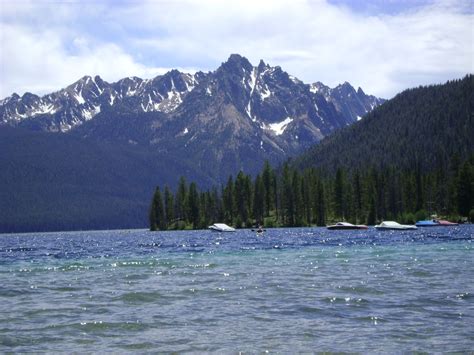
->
[[0, 226, 473, 352]]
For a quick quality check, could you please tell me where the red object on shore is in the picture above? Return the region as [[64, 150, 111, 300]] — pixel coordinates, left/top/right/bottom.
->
[[436, 220, 459, 226]]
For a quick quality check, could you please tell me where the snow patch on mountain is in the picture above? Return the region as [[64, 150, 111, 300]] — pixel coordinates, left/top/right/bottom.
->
[[246, 68, 258, 121], [263, 117, 293, 136], [73, 91, 86, 104], [30, 102, 58, 116]]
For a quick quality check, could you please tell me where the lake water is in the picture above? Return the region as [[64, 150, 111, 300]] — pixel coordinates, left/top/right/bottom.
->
[[0, 226, 473, 352]]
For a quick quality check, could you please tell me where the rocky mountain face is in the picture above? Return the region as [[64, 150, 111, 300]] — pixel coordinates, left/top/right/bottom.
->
[[0, 70, 202, 132], [1, 54, 384, 182]]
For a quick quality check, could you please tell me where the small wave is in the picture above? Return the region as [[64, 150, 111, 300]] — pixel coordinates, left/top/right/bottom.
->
[[46, 286, 87, 292], [251, 315, 276, 322], [119, 342, 156, 350], [297, 305, 324, 314], [1, 247, 38, 253], [356, 315, 387, 325], [115, 291, 163, 304], [138, 242, 162, 248], [75, 320, 150, 333], [322, 296, 370, 305], [187, 263, 217, 269], [0, 288, 36, 297], [337, 285, 384, 295], [58, 263, 92, 272], [454, 292, 472, 301]]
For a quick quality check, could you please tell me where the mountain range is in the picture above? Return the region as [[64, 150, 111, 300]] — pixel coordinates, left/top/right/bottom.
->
[[0, 54, 384, 232], [1, 54, 383, 182]]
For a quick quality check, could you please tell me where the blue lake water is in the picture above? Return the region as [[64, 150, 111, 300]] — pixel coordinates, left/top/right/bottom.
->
[[0, 226, 473, 352]]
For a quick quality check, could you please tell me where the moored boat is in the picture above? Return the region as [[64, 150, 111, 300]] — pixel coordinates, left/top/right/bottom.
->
[[327, 222, 368, 230], [436, 219, 459, 226], [251, 225, 266, 235], [416, 219, 440, 227], [375, 221, 417, 230], [208, 223, 236, 232]]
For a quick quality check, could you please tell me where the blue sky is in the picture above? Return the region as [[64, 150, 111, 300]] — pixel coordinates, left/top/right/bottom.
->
[[0, 0, 472, 98]]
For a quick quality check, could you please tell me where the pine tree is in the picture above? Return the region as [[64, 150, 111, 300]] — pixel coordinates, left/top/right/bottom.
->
[[188, 182, 200, 229], [164, 185, 174, 229], [223, 176, 234, 225], [367, 194, 376, 225], [302, 170, 313, 225], [175, 176, 188, 223], [253, 174, 265, 225], [334, 168, 345, 220], [292, 170, 304, 226], [210, 187, 222, 223], [243, 173, 253, 225], [234, 172, 246, 226], [458, 161, 473, 216], [149, 194, 157, 231], [353, 171, 362, 223], [150, 186, 165, 230], [262, 160, 274, 216], [281, 163, 294, 226], [316, 179, 326, 226], [415, 166, 424, 212]]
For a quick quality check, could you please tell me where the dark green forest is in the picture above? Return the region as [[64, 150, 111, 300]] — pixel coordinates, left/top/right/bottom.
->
[[295, 75, 473, 173], [150, 76, 474, 230], [149, 157, 474, 230], [0, 126, 211, 233]]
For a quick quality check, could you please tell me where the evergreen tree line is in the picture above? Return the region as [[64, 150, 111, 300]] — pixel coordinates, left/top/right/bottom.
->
[[150, 157, 474, 230], [295, 75, 474, 175]]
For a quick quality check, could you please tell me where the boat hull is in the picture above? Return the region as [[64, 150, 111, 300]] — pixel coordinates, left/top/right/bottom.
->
[[327, 225, 368, 230], [375, 221, 417, 230], [416, 220, 440, 227], [208, 223, 236, 232], [375, 226, 417, 230], [437, 220, 459, 226]]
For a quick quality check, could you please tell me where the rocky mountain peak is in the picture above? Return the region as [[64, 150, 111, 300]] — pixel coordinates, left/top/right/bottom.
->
[[258, 59, 268, 71], [220, 54, 253, 75], [0, 55, 385, 170]]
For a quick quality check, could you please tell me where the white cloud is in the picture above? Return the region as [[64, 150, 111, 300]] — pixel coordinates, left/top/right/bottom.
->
[[0, 0, 472, 98], [0, 23, 179, 97]]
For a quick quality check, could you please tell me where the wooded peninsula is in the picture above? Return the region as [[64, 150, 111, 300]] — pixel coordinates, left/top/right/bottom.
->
[[149, 158, 474, 230]]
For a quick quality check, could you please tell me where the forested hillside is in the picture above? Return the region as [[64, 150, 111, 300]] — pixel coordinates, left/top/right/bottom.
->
[[294, 75, 473, 173], [0, 127, 211, 233], [149, 76, 474, 230]]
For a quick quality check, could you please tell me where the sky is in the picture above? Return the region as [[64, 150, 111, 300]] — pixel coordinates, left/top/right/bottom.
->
[[0, 0, 472, 99]]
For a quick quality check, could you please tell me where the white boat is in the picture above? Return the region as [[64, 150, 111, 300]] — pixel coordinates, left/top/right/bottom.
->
[[208, 223, 236, 232], [327, 222, 368, 230], [375, 221, 417, 230]]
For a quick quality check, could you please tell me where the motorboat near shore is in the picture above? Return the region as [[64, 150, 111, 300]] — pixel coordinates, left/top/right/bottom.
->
[[437, 219, 459, 226], [327, 222, 368, 230], [375, 221, 417, 230], [208, 223, 236, 232], [416, 219, 459, 227], [416, 220, 440, 227]]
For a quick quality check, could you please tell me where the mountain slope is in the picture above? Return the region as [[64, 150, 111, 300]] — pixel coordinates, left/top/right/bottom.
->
[[294, 75, 474, 173], [67, 54, 384, 181], [0, 54, 385, 233], [1, 56, 383, 174], [0, 126, 212, 233]]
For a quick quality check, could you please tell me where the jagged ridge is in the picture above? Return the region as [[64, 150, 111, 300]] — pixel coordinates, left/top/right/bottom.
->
[[1, 54, 383, 135]]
